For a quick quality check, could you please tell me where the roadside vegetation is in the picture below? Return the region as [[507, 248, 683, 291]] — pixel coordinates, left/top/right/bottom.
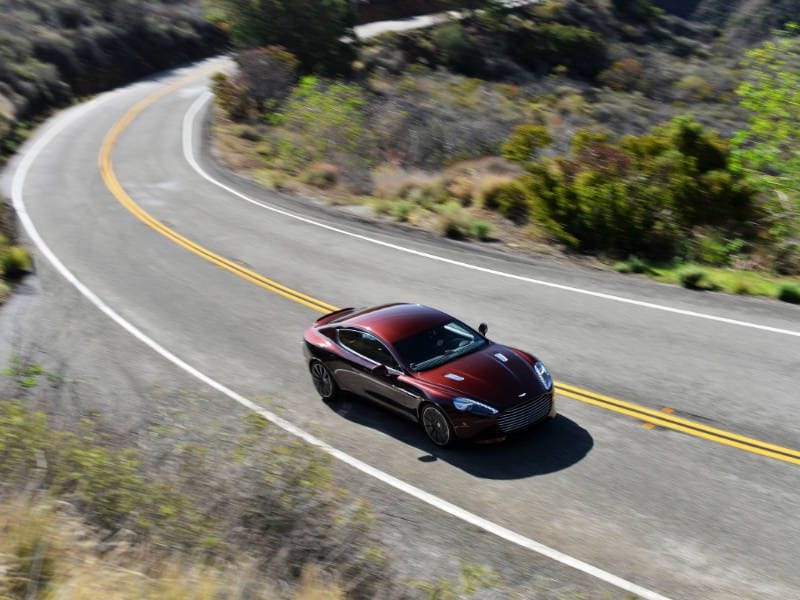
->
[[0, 359, 520, 599], [0, 198, 33, 302], [0, 0, 226, 163], [0, 395, 395, 598], [209, 0, 800, 303]]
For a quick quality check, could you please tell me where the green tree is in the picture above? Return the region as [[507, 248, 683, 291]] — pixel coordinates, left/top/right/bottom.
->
[[732, 24, 800, 272], [212, 0, 356, 75], [506, 23, 609, 79], [732, 25, 800, 206], [611, 0, 662, 22]]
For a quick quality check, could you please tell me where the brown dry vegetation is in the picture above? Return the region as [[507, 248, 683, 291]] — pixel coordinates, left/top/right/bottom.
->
[[0, 394, 403, 599], [0, 497, 349, 599]]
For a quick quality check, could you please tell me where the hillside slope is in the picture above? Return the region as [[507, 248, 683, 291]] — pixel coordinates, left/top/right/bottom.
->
[[656, 0, 800, 41], [0, 0, 226, 161]]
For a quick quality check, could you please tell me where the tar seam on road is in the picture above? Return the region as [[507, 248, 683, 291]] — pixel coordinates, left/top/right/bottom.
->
[[12, 63, 674, 600], [179, 92, 800, 467]]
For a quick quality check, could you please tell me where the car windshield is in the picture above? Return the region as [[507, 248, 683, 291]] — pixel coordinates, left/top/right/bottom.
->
[[394, 320, 488, 371]]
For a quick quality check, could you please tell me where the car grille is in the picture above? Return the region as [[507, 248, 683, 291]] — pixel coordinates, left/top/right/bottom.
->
[[497, 392, 552, 433]]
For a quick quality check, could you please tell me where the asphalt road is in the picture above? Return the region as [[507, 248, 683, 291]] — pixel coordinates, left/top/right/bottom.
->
[[4, 60, 799, 599]]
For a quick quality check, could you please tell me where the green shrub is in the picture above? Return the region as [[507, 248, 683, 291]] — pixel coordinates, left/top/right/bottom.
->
[[432, 23, 483, 76], [481, 181, 531, 224], [212, 72, 255, 122], [438, 202, 470, 239], [733, 280, 751, 295], [372, 198, 392, 216], [469, 219, 492, 241], [678, 267, 710, 290], [400, 183, 448, 210], [506, 23, 608, 79], [0, 246, 32, 278], [391, 200, 415, 222], [777, 283, 800, 304], [689, 232, 744, 267], [501, 125, 552, 164], [274, 77, 375, 171], [516, 116, 759, 259], [614, 256, 655, 274]]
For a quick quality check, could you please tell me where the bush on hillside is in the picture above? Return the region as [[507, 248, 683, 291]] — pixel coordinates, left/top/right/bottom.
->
[[272, 77, 375, 174], [678, 266, 711, 289], [0, 246, 32, 279], [0, 401, 395, 598], [432, 23, 486, 76], [514, 116, 759, 258], [212, 72, 256, 121], [481, 180, 532, 224], [501, 124, 553, 164], [777, 283, 800, 303], [236, 46, 299, 110], [505, 22, 609, 79], [211, 0, 356, 75]]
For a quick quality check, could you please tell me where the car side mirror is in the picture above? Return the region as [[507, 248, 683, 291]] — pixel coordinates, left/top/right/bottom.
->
[[478, 323, 488, 336]]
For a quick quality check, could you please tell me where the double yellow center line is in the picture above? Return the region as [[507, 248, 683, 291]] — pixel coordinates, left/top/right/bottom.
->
[[557, 383, 800, 464], [98, 70, 800, 466], [98, 70, 337, 315]]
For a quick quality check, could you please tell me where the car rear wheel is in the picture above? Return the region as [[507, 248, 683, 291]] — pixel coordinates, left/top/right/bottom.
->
[[310, 360, 338, 400], [421, 404, 454, 447]]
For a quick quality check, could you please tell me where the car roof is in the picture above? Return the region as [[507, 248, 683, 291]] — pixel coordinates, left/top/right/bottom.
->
[[339, 303, 451, 345]]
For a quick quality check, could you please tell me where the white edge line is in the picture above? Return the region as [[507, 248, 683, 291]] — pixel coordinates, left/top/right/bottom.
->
[[184, 91, 800, 339], [8, 82, 674, 600]]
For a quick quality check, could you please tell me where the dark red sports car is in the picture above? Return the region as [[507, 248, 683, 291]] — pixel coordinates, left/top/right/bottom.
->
[[303, 303, 556, 446]]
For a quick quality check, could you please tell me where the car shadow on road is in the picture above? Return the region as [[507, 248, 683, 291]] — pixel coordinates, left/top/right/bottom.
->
[[323, 394, 593, 479]]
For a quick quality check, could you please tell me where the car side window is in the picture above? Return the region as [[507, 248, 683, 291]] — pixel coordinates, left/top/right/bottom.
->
[[338, 329, 399, 369]]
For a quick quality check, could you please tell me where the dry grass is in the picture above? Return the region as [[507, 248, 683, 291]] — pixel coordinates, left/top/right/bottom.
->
[[0, 497, 348, 600]]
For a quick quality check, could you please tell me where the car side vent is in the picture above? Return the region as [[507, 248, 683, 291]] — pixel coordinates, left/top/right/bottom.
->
[[444, 373, 464, 381], [494, 353, 508, 363]]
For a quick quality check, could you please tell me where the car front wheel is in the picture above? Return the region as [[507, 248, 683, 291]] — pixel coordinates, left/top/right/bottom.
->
[[310, 360, 338, 401], [421, 404, 454, 447]]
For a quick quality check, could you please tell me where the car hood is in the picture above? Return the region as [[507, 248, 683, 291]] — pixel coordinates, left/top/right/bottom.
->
[[414, 344, 547, 410]]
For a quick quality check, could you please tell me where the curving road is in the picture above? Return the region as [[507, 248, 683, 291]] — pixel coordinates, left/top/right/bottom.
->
[[4, 59, 800, 599]]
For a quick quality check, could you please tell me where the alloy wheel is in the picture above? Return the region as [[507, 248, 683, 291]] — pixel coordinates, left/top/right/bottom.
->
[[422, 405, 452, 446], [311, 361, 335, 399]]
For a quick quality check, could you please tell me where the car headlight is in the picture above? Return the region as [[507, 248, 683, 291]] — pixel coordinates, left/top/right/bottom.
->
[[534, 361, 553, 390], [453, 397, 498, 416]]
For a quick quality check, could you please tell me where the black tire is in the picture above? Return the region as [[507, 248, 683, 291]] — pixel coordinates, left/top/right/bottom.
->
[[310, 360, 338, 401], [420, 403, 454, 447]]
